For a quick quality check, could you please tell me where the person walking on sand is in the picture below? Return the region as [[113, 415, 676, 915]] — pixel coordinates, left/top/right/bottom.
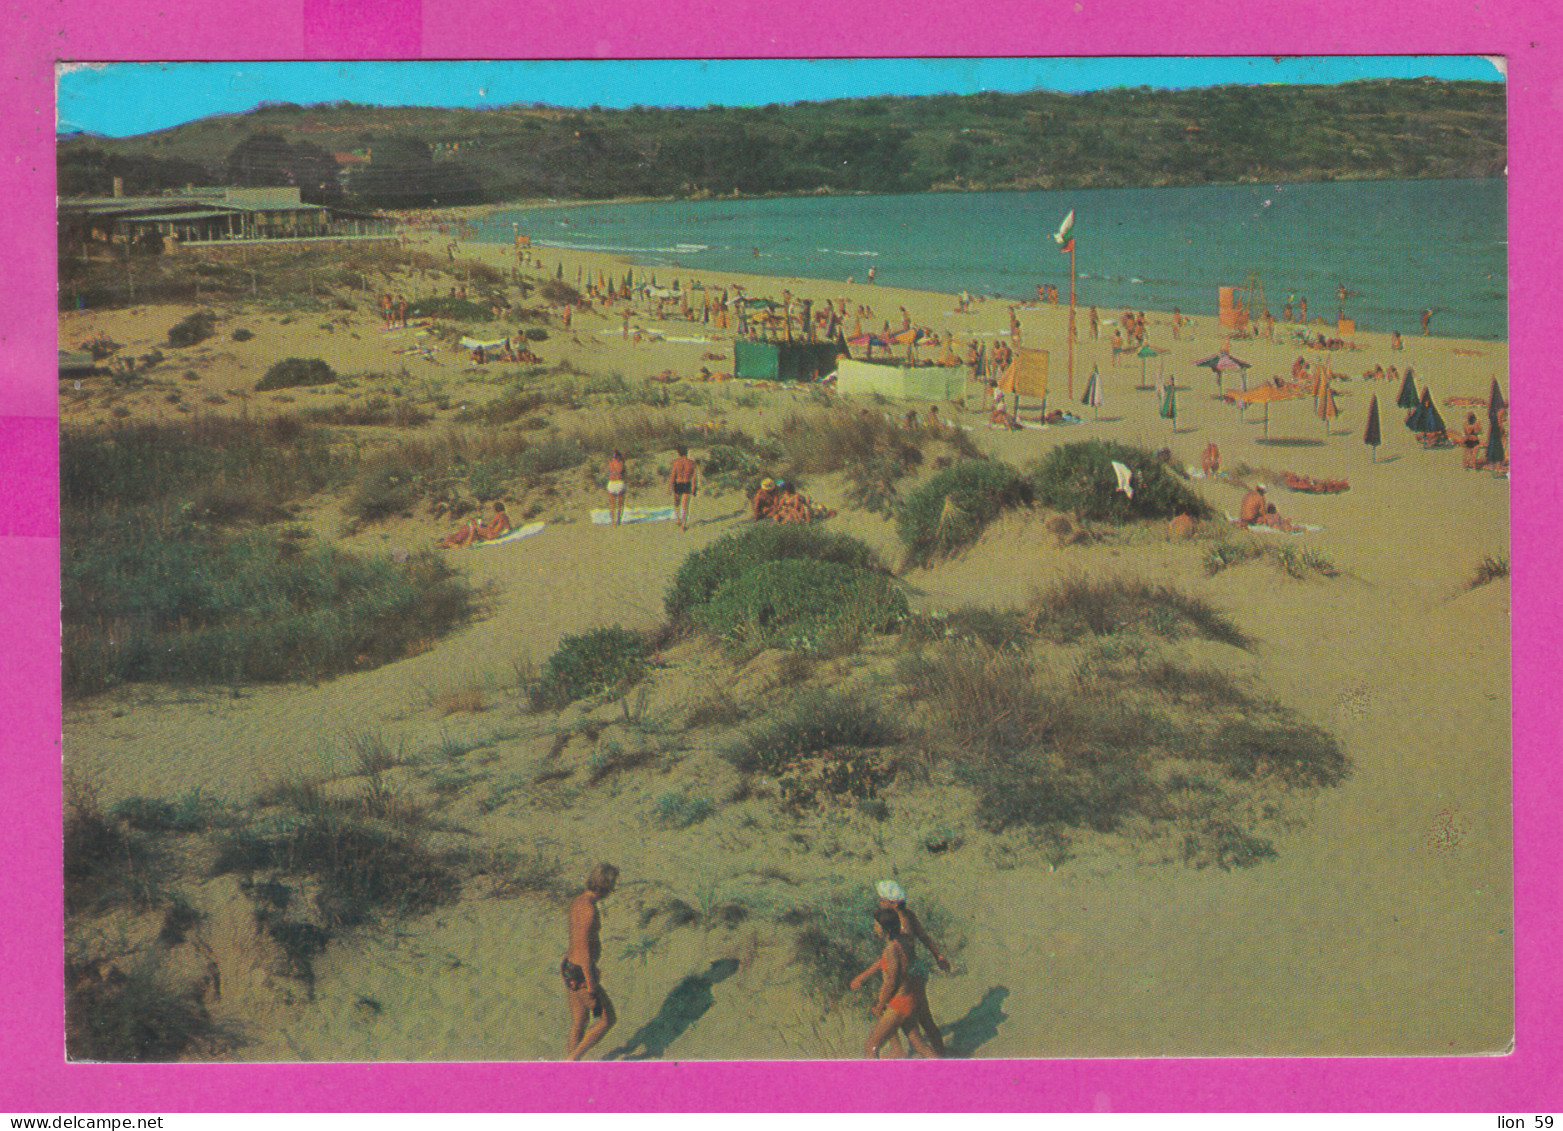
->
[[875, 879, 951, 1055], [1422, 308, 1433, 335], [563, 863, 619, 1060], [605, 449, 628, 526], [669, 445, 699, 531], [849, 908, 938, 1059]]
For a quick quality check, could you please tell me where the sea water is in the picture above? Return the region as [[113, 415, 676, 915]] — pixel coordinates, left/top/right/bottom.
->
[[474, 179, 1506, 341]]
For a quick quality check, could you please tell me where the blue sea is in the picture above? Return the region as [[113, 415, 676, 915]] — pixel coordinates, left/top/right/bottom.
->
[[473, 179, 1507, 341]]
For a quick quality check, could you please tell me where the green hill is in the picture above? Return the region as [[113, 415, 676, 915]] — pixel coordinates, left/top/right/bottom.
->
[[57, 78, 1505, 206]]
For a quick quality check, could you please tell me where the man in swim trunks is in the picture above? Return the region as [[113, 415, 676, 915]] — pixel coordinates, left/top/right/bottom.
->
[[1237, 484, 1296, 532], [669, 446, 699, 531], [849, 908, 937, 1058], [605, 450, 628, 526], [563, 863, 618, 1060]]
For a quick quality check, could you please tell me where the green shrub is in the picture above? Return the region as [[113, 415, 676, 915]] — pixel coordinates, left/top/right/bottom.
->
[[694, 559, 908, 651], [896, 459, 1031, 567], [1028, 440, 1210, 523], [408, 296, 493, 322], [63, 535, 473, 696], [257, 357, 337, 391], [665, 525, 887, 621], [532, 626, 651, 710], [653, 790, 717, 829], [166, 310, 216, 348], [524, 327, 549, 342], [728, 691, 900, 777], [230, 328, 254, 342]]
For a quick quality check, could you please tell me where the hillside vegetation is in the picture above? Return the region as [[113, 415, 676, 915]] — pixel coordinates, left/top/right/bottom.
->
[[58, 78, 1504, 206]]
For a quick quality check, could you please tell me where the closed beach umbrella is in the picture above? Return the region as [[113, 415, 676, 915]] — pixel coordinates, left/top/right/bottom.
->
[[1364, 394, 1382, 459], [1318, 385, 1339, 433], [1485, 420, 1506, 466], [1488, 378, 1507, 423], [1395, 369, 1419, 410], [1406, 387, 1447, 434], [1081, 366, 1103, 420], [1160, 382, 1178, 430]]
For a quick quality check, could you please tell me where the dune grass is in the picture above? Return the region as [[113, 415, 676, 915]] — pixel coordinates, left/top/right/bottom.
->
[[1023, 575, 1251, 649], [64, 530, 474, 696], [895, 632, 1347, 864], [1467, 553, 1510, 590]]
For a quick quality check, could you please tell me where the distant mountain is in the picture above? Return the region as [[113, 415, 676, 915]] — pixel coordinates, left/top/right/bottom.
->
[[57, 79, 1506, 206]]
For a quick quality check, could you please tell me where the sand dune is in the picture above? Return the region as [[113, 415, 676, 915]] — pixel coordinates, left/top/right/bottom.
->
[[60, 213, 1510, 1060]]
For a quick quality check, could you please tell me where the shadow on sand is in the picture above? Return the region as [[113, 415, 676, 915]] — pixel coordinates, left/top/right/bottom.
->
[[939, 986, 1010, 1058], [604, 958, 740, 1060]]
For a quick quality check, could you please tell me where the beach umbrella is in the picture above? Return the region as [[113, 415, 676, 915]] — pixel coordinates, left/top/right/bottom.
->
[[1364, 394, 1382, 460], [1406, 387, 1447, 434], [1318, 385, 1339, 433], [1136, 343, 1168, 388], [1395, 369, 1419, 410], [1081, 366, 1103, 420], [1194, 352, 1252, 394], [1228, 382, 1306, 440], [1485, 420, 1506, 466], [1160, 382, 1178, 430], [1488, 378, 1507, 423], [848, 332, 889, 359]]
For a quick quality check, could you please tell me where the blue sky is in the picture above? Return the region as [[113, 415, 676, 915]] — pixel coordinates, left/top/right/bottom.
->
[[57, 56, 1503, 138]]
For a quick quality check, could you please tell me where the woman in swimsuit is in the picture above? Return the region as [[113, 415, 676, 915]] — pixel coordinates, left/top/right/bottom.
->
[[849, 908, 937, 1058], [876, 880, 950, 1055]]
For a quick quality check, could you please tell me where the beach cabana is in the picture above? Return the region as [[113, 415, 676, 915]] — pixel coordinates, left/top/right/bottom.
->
[[835, 357, 966, 400], [734, 340, 841, 383]]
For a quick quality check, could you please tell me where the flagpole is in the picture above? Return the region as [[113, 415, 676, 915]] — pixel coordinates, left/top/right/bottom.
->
[[1067, 238, 1076, 399]]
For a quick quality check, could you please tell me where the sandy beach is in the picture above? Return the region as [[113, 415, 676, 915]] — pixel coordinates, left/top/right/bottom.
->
[[59, 209, 1510, 1061]]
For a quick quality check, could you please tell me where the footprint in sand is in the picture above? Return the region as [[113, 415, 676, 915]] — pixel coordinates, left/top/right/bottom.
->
[[1334, 680, 1376, 722]]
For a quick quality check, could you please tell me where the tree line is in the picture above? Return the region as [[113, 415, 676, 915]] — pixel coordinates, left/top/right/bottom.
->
[[58, 77, 1505, 208]]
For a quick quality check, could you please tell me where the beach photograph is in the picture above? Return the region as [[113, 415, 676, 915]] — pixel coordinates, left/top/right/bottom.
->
[[53, 56, 1512, 1066]]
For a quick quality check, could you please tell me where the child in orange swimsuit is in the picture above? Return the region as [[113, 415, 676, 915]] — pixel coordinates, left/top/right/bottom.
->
[[848, 908, 937, 1058]]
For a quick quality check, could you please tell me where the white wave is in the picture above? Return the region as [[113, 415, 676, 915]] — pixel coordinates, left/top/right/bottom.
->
[[816, 248, 880, 257]]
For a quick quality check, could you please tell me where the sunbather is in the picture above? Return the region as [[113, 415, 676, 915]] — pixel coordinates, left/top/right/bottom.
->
[[1237, 485, 1296, 532]]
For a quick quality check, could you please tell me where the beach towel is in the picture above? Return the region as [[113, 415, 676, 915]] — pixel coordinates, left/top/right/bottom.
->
[[471, 521, 546, 548], [1111, 460, 1134, 500], [591, 506, 677, 526], [1224, 513, 1324, 534]]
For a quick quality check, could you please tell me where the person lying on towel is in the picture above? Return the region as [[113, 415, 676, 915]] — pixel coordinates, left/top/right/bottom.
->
[[1237, 485, 1297, 533], [437, 501, 510, 548]]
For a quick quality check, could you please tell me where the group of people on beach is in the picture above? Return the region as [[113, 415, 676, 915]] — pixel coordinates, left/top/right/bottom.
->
[[562, 865, 952, 1060]]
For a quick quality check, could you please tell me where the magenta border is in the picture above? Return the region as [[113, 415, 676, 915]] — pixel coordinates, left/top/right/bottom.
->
[[7, 3, 1558, 1112]]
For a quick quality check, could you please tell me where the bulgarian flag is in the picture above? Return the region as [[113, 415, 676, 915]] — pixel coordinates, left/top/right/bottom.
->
[[1053, 209, 1075, 254]]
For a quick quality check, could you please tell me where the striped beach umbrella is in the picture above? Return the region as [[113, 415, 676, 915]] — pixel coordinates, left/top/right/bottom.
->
[[1160, 382, 1178, 430], [1318, 385, 1339, 433]]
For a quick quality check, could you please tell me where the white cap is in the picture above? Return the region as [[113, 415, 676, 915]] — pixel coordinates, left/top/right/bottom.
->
[[876, 880, 906, 903]]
